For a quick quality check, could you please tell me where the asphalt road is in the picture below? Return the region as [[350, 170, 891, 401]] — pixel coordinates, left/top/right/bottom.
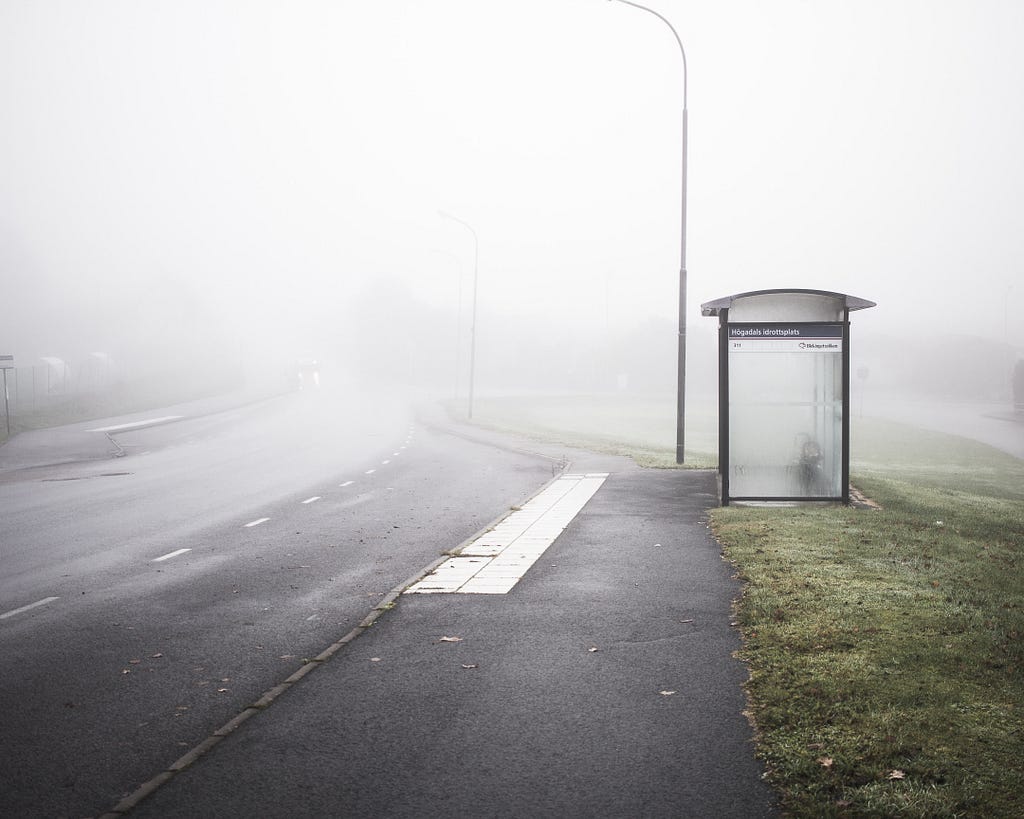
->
[[0, 390, 557, 818]]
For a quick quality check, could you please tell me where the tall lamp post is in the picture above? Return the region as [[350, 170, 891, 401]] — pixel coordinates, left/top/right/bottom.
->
[[609, 0, 689, 464], [438, 210, 479, 420], [431, 249, 465, 403]]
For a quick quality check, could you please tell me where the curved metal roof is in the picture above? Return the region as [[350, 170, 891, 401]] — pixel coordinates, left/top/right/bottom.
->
[[700, 288, 876, 317]]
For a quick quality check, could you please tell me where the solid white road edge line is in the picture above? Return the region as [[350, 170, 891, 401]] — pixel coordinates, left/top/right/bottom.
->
[[87, 415, 184, 433], [244, 518, 270, 527], [0, 596, 60, 620]]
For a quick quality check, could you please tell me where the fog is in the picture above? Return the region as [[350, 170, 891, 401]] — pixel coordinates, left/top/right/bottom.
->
[[2, 0, 1022, 408]]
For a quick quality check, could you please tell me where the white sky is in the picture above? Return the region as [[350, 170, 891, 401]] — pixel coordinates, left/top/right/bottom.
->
[[2, 0, 1023, 364]]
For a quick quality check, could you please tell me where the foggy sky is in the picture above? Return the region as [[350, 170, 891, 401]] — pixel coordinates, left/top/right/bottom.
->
[[2, 0, 1022, 386]]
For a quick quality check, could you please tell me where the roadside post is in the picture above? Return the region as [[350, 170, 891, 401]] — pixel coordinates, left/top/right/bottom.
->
[[700, 290, 875, 505], [1, 355, 13, 438]]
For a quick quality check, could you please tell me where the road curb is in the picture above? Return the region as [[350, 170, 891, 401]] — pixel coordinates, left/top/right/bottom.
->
[[97, 430, 572, 817]]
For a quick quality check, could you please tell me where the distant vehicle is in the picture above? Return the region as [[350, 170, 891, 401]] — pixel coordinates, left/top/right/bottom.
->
[[294, 358, 320, 391]]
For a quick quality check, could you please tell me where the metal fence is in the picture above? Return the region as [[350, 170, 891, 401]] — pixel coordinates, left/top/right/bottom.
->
[[1, 355, 246, 441], [3, 356, 118, 419]]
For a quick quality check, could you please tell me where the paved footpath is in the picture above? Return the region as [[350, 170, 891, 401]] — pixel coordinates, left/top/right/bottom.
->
[[114, 419, 778, 818]]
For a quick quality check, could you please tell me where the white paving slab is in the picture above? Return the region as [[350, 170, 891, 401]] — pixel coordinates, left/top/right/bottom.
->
[[405, 473, 608, 595]]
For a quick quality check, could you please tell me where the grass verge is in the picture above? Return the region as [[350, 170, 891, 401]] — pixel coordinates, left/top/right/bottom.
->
[[466, 394, 1024, 817], [466, 394, 718, 468], [715, 419, 1023, 817]]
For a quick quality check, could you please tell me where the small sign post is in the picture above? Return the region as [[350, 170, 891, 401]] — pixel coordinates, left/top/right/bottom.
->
[[1, 355, 14, 438]]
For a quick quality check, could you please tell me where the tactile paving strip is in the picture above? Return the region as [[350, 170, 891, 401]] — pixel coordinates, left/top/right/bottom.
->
[[404, 473, 609, 595]]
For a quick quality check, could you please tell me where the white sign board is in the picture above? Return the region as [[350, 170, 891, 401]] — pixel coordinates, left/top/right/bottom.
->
[[728, 324, 843, 354]]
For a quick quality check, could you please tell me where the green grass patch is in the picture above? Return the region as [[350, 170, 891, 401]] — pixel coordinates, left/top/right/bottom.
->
[[464, 394, 1024, 817], [714, 425, 1023, 817], [714, 475, 1023, 817]]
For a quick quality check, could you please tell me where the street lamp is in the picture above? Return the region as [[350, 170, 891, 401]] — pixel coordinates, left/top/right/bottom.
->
[[438, 209, 479, 419], [608, 0, 689, 464], [431, 249, 464, 403]]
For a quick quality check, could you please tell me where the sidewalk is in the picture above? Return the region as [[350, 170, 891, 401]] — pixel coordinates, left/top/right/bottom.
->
[[119, 420, 778, 818]]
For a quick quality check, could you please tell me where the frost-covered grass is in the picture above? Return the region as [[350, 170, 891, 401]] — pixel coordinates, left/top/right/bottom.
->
[[714, 476, 1023, 817]]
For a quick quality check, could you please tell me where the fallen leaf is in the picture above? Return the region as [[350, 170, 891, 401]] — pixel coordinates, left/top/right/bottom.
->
[[588, 647, 600, 653], [438, 636, 463, 643], [151, 653, 163, 659], [887, 769, 906, 780], [129, 659, 141, 665], [217, 688, 229, 693], [818, 757, 834, 768]]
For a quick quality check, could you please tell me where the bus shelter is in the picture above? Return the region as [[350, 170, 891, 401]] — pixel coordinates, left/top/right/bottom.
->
[[701, 289, 875, 505]]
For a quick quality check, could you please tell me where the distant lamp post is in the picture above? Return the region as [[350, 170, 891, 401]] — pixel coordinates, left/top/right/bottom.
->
[[438, 210, 479, 419], [431, 249, 465, 402], [609, 0, 689, 464], [1, 354, 13, 439]]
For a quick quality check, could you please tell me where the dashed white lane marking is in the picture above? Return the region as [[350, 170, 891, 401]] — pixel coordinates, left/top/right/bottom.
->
[[405, 473, 609, 595], [365, 469, 376, 475], [153, 548, 192, 562], [87, 415, 184, 433], [301, 496, 321, 505], [381, 460, 391, 465], [340, 481, 354, 487], [1, 596, 60, 620], [245, 517, 270, 528]]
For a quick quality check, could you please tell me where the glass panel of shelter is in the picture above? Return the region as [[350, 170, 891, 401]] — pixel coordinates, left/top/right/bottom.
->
[[728, 337, 843, 498]]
